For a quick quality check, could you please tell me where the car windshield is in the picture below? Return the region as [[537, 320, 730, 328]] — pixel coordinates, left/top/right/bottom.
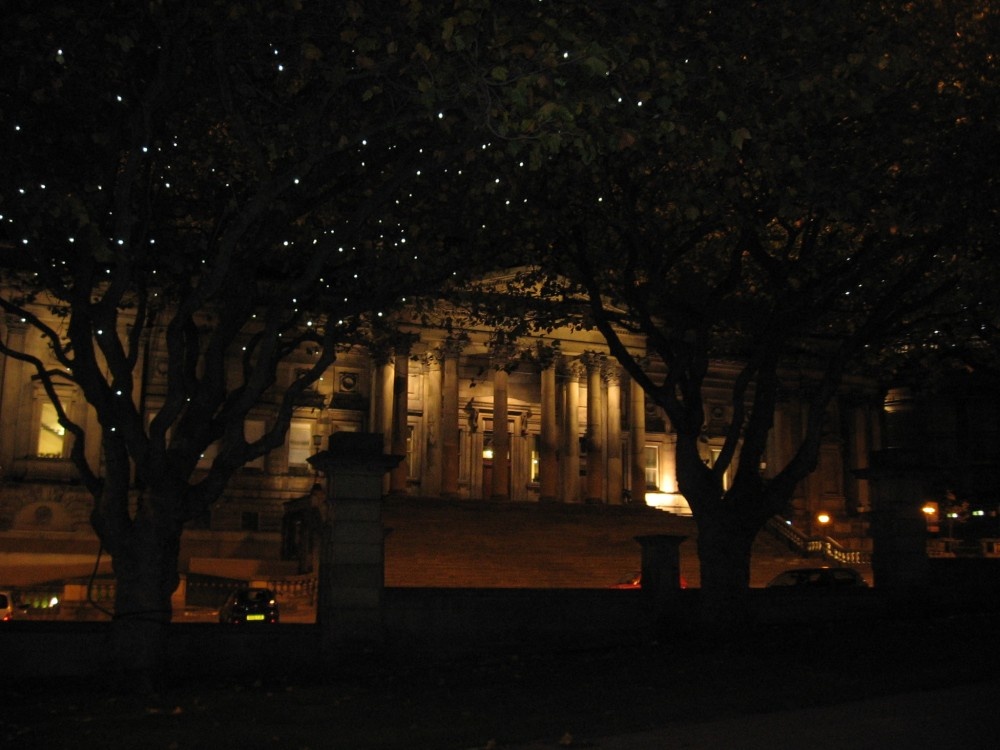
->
[[237, 589, 273, 604], [768, 568, 863, 587], [769, 570, 827, 586]]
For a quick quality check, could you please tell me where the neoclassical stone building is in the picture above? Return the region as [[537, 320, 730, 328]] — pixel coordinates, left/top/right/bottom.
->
[[0, 298, 881, 555]]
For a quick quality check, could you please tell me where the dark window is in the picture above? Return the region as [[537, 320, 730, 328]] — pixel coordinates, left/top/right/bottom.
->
[[240, 511, 259, 532]]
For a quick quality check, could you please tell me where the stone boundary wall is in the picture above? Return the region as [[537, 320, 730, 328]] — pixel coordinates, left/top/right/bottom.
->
[[2, 588, 659, 680], [13, 580, 1000, 682]]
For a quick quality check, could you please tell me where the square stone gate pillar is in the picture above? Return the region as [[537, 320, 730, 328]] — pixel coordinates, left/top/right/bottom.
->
[[308, 433, 402, 656], [634, 534, 688, 613], [863, 449, 930, 592]]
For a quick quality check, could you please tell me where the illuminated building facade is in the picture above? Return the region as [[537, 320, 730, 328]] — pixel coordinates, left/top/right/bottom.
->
[[0, 301, 880, 551]]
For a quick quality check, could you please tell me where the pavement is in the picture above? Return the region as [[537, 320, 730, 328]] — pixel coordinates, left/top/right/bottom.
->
[[506, 681, 1000, 749]]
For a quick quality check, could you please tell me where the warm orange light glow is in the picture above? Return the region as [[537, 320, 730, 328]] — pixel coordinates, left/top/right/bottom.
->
[[922, 505, 936, 515], [816, 512, 831, 525]]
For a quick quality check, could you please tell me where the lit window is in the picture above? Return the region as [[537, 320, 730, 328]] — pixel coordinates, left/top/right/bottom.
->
[[710, 448, 731, 490], [37, 402, 65, 458], [288, 419, 313, 466], [530, 435, 540, 483], [406, 423, 418, 479], [643, 446, 659, 489]]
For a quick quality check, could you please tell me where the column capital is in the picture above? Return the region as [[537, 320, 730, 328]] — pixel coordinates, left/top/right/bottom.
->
[[580, 350, 607, 371], [533, 341, 562, 370], [392, 331, 419, 355], [420, 349, 443, 370], [488, 338, 520, 372], [559, 357, 585, 380], [370, 331, 418, 364], [442, 334, 468, 359], [602, 361, 623, 385]]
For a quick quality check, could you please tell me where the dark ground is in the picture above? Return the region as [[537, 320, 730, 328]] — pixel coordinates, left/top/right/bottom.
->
[[3, 609, 999, 750]]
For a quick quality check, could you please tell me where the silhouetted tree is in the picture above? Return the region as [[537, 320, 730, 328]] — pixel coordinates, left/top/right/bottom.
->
[[0, 0, 525, 680], [463, 0, 1000, 629]]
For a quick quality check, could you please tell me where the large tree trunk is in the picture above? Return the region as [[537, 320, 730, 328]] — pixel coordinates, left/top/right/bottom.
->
[[95, 488, 182, 693], [695, 512, 758, 635], [676, 433, 769, 637]]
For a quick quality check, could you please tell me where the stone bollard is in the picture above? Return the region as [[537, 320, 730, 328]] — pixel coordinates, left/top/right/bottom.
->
[[634, 534, 687, 615], [308, 433, 402, 658]]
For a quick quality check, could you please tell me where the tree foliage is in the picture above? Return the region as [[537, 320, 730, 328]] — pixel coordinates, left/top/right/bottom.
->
[[2, 0, 998, 644], [449, 0, 1000, 625], [0, 0, 551, 671]]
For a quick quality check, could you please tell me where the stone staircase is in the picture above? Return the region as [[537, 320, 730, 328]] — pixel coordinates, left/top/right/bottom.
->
[[380, 498, 835, 590]]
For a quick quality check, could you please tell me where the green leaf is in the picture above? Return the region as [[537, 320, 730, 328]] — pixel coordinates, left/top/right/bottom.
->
[[582, 56, 608, 77], [730, 127, 751, 149]]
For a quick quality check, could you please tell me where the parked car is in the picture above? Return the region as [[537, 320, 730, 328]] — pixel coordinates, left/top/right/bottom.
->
[[611, 572, 688, 589], [765, 567, 869, 589], [1, 590, 28, 621], [218, 587, 280, 624], [611, 572, 642, 589], [1, 590, 14, 621]]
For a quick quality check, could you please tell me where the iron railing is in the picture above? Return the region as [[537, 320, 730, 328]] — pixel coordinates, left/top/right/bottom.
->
[[765, 516, 871, 565]]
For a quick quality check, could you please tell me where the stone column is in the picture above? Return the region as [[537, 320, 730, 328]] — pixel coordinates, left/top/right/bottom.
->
[[388, 340, 411, 496], [605, 365, 623, 505], [421, 350, 443, 497], [561, 359, 583, 503], [583, 352, 606, 504], [491, 359, 511, 501], [539, 351, 559, 503], [629, 378, 647, 505], [371, 355, 394, 455], [441, 337, 463, 498], [0, 316, 29, 470], [308, 433, 402, 656]]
